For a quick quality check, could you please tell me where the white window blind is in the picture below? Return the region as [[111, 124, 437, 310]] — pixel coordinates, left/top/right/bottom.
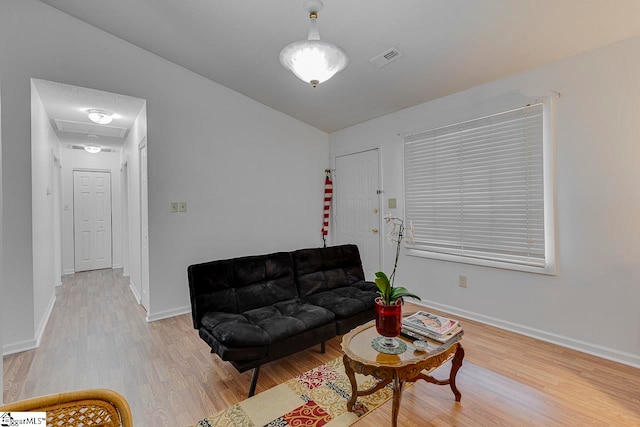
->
[[403, 103, 546, 268]]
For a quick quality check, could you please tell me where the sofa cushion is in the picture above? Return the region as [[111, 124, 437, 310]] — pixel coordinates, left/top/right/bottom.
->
[[302, 280, 378, 319], [200, 298, 335, 347], [188, 251, 298, 328], [293, 244, 366, 298]]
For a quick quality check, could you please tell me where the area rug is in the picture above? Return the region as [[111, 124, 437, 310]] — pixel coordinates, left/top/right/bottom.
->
[[191, 357, 404, 427]]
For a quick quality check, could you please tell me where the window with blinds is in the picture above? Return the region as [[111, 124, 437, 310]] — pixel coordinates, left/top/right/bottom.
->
[[403, 103, 552, 271]]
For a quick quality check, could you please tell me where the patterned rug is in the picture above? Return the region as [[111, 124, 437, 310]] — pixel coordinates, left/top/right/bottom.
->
[[191, 357, 400, 427]]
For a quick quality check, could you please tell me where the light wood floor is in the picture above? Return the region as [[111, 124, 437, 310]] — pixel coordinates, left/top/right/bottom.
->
[[3, 269, 640, 426]]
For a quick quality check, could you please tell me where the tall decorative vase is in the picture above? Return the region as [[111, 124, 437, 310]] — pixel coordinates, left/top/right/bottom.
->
[[375, 297, 402, 349]]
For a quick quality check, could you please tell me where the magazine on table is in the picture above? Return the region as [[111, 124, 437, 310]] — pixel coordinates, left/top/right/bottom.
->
[[402, 310, 459, 336], [401, 324, 463, 344]]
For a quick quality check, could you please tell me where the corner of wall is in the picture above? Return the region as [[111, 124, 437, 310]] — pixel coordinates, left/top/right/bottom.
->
[[35, 294, 56, 348]]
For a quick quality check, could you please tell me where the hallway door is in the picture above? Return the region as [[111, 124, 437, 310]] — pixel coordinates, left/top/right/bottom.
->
[[74, 170, 112, 272]]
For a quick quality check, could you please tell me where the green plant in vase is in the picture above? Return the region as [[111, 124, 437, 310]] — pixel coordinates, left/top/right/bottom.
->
[[374, 213, 421, 350]]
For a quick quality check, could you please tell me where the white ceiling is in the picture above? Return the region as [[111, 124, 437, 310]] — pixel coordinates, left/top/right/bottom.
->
[[33, 78, 146, 150], [38, 0, 640, 133]]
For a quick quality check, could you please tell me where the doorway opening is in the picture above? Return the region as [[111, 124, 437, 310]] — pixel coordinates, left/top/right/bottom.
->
[[30, 79, 149, 340]]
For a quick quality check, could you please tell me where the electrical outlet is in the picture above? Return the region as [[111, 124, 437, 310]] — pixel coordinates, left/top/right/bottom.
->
[[179, 202, 187, 212], [459, 275, 467, 288], [388, 198, 397, 209], [170, 202, 179, 213]]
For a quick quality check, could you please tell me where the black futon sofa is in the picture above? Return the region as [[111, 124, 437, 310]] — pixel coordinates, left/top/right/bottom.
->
[[187, 244, 377, 396]]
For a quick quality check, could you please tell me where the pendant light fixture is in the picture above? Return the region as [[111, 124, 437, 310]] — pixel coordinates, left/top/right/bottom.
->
[[279, 0, 348, 88]]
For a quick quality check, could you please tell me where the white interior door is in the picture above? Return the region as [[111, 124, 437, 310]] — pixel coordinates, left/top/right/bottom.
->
[[74, 170, 112, 272], [334, 149, 381, 279]]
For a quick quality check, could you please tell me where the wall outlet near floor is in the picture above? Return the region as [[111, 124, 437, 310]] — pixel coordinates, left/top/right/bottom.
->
[[179, 201, 187, 212], [459, 275, 467, 288], [388, 198, 397, 209], [170, 202, 179, 213]]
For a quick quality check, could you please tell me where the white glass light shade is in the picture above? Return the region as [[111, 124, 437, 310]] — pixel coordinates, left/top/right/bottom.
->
[[280, 40, 347, 87], [87, 109, 113, 125], [84, 145, 102, 154]]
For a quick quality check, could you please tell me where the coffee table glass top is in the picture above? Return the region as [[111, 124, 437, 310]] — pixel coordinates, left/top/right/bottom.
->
[[342, 319, 461, 368]]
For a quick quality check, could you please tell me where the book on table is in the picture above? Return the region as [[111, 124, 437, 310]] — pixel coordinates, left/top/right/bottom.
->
[[402, 310, 459, 336]]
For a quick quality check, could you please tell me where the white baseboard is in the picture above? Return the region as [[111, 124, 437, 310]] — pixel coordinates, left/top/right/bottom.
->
[[3, 295, 56, 356], [35, 295, 56, 348], [146, 306, 191, 323], [4, 295, 57, 356], [63, 269, 75, 275], [129, 280, 141, 304], [112, 263, 122, 269], [3, 338, 38, 356], [415, 300, 640, 369]]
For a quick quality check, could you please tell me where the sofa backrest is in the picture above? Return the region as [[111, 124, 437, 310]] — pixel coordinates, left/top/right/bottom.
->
[[293, 244, 366, 298], [188, 251, 298, 328]]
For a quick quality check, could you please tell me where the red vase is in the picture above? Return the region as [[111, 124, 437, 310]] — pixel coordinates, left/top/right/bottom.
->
[[375, 297, 402, 345]]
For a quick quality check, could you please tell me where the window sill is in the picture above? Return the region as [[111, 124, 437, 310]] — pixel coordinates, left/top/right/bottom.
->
[[405, 248, 557, 276]]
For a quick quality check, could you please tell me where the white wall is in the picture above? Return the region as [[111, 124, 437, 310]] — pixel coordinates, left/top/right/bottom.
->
[[60, 148, 123, 274], [29, 82, 58, 353], [331, 36, 640, 366], [1, 0, 328, 351]]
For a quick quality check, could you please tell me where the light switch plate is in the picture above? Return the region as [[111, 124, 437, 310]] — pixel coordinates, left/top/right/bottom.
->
[[388, 198, 397, 209], [170, 202, 179, 213], [179, 202, 187, 212]]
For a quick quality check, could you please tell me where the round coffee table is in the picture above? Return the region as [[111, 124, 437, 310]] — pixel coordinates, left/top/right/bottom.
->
[[341, 320, 464, 426]]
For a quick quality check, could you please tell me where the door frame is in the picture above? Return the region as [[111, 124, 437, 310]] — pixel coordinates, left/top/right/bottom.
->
[[72, 168, 113, 272], [333, 147, 383, 276], [52, 151, 62, 285], [120, 158, 129, 278], [138, 138, 150, 312]]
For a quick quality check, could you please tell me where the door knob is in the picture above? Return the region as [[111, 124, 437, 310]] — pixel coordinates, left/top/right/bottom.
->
[[372, 228, 379, 233]]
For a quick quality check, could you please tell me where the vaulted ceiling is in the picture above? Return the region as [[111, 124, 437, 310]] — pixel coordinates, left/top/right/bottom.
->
[[39, 0, 640, 132]]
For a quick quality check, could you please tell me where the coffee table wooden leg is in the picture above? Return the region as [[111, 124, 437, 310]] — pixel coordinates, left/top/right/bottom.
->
[[391, 376, 404, 427], [449, 344, 464, 402], [343, 355, 358, 411]]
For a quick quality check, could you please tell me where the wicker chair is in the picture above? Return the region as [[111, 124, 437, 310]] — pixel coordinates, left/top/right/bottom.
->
[[0, 388, 133, 427]]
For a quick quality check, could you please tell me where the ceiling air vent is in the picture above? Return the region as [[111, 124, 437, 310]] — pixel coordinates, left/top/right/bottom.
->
[[369, 47, 403, 68], [54, 119, 127, 138]]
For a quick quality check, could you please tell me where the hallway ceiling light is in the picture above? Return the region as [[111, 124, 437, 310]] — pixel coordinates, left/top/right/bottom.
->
[[84, 145, 102, 154], [279, 0, 348, 88], [87, 109, 113, 125]]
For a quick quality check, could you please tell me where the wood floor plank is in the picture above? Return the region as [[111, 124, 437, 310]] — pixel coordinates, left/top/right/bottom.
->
[[3, 269, 640, 426]]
